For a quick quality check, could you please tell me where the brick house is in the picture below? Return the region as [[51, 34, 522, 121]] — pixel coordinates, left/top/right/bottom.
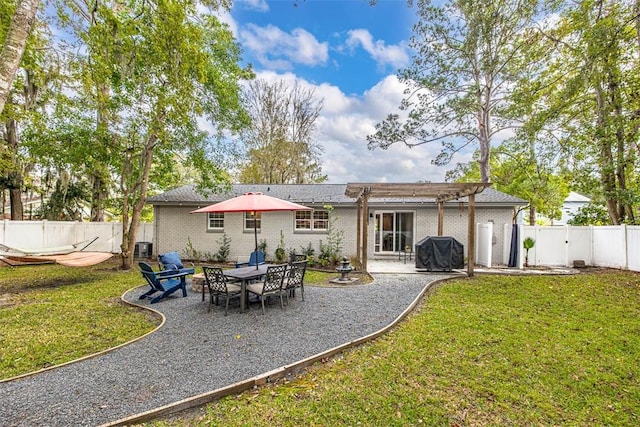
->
[[146, 183, 526, 266]]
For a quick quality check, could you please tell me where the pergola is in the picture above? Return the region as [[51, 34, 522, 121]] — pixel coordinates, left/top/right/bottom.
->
[[344, 182, 492, 277]]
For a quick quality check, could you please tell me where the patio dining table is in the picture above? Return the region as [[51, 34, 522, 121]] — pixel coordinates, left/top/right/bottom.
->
[[223, 263, 273, 312]]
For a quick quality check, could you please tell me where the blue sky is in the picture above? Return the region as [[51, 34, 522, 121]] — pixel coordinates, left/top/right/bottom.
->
[[233, 0, 414, 94], [221, 0, 473, 184]]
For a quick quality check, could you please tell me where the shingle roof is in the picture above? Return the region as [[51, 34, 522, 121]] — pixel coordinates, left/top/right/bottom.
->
[[146, 184, 527, 207]]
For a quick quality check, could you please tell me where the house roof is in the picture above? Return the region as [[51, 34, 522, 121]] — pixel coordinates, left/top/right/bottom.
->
[[565, 191, 591, 203], [147, 184, 527, 207]]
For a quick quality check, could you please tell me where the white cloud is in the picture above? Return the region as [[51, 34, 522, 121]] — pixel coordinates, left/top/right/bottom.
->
[[239, 69, 478, 184], [201, 7, 467, 184], [237, 0, 269, 12], [198, 3, 238, 36], [345, 29, 409, 69], [239, 24, 329, 70], [247, 72, 463, 183]]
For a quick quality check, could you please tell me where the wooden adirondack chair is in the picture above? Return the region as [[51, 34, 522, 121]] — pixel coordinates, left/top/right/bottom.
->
[[138, 261, 190, 304]]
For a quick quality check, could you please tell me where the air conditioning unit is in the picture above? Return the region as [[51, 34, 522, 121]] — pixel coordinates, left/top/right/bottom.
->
[[134, 242, 153, 258]]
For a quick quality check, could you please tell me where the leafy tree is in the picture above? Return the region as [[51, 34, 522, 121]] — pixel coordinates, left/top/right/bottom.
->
[[368, 0, 545, 183], [0, 0, 39, 116], [238, 79, 326, 184], [567, 203, 611, 226], [447, 139, 569, 225], [35, 0, 252, 269], [215, 233, 231, 262], [317, 205, 343, 266], [1, 1, 55, 220], [513, 0, 640, 224], [39, 172, 91, 221]]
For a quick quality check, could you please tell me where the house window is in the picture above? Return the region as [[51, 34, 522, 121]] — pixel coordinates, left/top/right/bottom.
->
[[208, 212, 224, 230], [245, 212, 261, 231], [296, 209, 329, 231]]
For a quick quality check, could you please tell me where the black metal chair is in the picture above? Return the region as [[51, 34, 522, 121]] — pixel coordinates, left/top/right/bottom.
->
[[202, 266, 242, 316], [246, 264, 288, 314], [284, 260, 307, 301]]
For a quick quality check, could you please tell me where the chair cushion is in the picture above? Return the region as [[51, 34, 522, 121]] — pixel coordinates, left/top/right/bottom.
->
[[226, 283, 242, 293], [159, 252, 184, 269], [246, 283, 265, 295]]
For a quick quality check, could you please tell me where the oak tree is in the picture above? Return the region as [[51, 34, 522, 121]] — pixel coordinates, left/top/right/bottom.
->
[[40, 0, 251, 269], [238, 79, 325, 184], [368, 0, 544, 183]]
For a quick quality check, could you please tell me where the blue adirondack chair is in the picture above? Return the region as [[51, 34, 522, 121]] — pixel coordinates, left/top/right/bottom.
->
[[235, 250, 266, 268], [138, 261, 189, 303]]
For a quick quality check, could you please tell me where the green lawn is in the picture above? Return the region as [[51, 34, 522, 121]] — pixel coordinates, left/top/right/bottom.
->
[[0, 261, 159, 379], [0, 261, 339, 380], [2, 264, 639, 425], [150, 270, 640, 426]]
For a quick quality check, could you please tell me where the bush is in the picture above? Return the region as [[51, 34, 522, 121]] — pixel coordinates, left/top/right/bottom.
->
[[182, 237, 202, 261], [297, 243, 318, 267], [275, 231, 287, 262], [275, 247, 286, 262], [215, 233, 231, 262], [318, 205, 344, 266], [568, 203, 610, 225]]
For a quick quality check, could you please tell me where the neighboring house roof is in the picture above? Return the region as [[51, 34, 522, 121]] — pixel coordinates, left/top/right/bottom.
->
[[147, 184, 527, 207], [565, 191, 591, 203]]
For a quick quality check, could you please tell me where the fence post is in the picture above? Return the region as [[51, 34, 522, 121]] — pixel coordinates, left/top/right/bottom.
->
[[41, 220, 48, 248], [564, 225, 570, 267], [623, 224, 628, 270]]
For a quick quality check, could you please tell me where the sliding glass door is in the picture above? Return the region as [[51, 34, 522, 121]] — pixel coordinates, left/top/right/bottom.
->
[[374, 211, 414, 254]]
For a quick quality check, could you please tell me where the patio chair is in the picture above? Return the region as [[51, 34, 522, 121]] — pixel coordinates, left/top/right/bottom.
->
[[246, 264, 288, 314], [202, 266, 242, 316], [158, 251, 195, 276], [138, 261, 189, 304], [284, 260, 307, 301], [235, 250, 265, 268]]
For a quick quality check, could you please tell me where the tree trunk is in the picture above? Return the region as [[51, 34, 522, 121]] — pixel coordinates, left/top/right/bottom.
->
[[0, 0, 39, 116], [594, 77, 620, 224], [9, 186, 23, 220], [90, 174, 106, 222], [610, 71, 634, 224], [92, 82, 112, 222], [477, 79, 492, 184], [4, 118, 23, 219], [528, 205, 536, 226], [120, 132, 158, 270]]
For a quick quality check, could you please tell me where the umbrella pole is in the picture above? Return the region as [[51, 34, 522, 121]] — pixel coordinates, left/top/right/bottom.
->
[[253, 211, 259, 269]]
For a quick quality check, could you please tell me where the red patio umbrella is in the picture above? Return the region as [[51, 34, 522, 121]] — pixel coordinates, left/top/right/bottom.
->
[[191, 192, 312, 268]]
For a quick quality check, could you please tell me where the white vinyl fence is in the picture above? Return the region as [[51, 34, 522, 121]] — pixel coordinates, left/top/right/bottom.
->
[[3, 220, 639, 271], [498, 224, 640, 272], [0, 220, 154, 254]]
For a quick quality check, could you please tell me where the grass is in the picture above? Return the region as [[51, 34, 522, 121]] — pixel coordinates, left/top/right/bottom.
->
[[0, 261, 348, 380], [0, 260, 159, 380], [2, 264, 638, 425], [149, 270, 640, 426]]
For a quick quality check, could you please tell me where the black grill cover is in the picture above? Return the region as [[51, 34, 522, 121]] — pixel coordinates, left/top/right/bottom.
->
[[415, 236, 464, 271]]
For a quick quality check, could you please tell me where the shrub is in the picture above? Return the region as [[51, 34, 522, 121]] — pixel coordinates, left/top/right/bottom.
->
[[275, 231, 286, 262], [215, 233, 231, 262], [183, 237, 202, 261]]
